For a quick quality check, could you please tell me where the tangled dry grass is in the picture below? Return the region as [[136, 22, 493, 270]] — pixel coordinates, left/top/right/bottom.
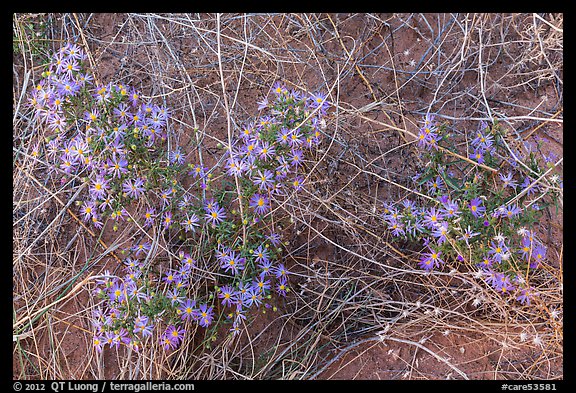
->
[[13, 13, 562, 380]]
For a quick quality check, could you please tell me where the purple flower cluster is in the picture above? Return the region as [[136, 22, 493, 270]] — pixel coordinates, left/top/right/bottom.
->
[[214, 241, 291, 334], [29, 44, 186, 232], [216, 254, 290, 336], [91, 257, 156, 353], [32, 45, 325, 353], [468, 121, 495, 164], [223, 81, 327, 204], [415, 113, 441, 150], [384, 114, 559, 307]]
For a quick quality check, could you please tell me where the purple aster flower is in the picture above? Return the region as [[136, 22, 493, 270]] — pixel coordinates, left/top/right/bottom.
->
[[90, 175, 109, 200], [169, 147, 186, 165], [162, 211, 173, 229], [240, 122, 256, 139], [70, 137, 91, 160], [422, 113, 436, 127], [521, 177, 539, 196], [471, 130, 494, 150], [234, 282, 250, 304], [194, 304, 214, 328], [108, 282, 125, 303], [267, 232, 282, 247], [257, 141, 276, 161], [63, 43, 85, 60], [277, 127, 291, 145], [59, 156, 77, 174], [458, 225, 480, 246], [158, 187, 173, 206], [422, 207, 444, 229], [468, 197, 486, 218], [440, 199, 461, 218], [93, 84, 111, 105], [488, 240, 508, 263], [225, 156, 246, 177], [257, 96, 269, 111], [383, 204, 404, 223], [416, 124, 439, 150], [220, 251, 245, 275], [272, 81, 287, 96], [111, 207, 128, 221], [162, 270, 180, 285], [530, 243, 546, 268], [214, 244, 232, 262], [252, 276, 271, 294], [503, 204, 522, 219], [131, 242, 151, 257], [205, 205, 227, 226], [109, 124, 127, 141], [426, 176, 445, 194], [253, 244, 270, 264], [307, 92, 330, 114], [179, 253, 196, 272], [253, 169, 275, 191], [113, 102, 132, 123], [218, 285, 236, 307], [405, 218, 425, 237], [518, 236, 533, 262], [127, 86, 140, 107], [166, 288, 184, 307], [258, 259, 274, 277], [107, 157, 129, 179], [492, 273, 515, 294], [477, 255, 494, 270], [291, 176, 304, 191], [47, 112, 67, 132], [91, 214, 104, 229], [143, 208, 156, 227], [76, 72, 93, 87], [122, 177, 146, 199], [179, 299, 197, 321], [133, 315, 153, 337], [388, 219, 405, 237], [249, 193, 270, 215], [76, 199, 95, 221], [516, 286, 537, 305], [243, 286, 263, 308], [110, 328, 131, 349], [181, 213, 200, 233], [499, 172, 518, 190], [272, 263, 289, 280], [242, 139, 260, 159], [469, 149, 485, 164], [431, 221, 450, 244], [419, 247, 444, 271], [190, 164, 207, 179], [276, 278, 289, 297], [93, 335, 106, 352], [58, 79, 81, 97], [162, 325, 185, 350], [274, 160, 290, 182], [288, 129, 304, 147], [290, 149, 303, 167]]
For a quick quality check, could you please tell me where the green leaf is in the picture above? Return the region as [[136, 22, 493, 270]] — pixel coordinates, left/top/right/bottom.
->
[[439, 171, 462, 192], [417, 172, 435, 187]]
